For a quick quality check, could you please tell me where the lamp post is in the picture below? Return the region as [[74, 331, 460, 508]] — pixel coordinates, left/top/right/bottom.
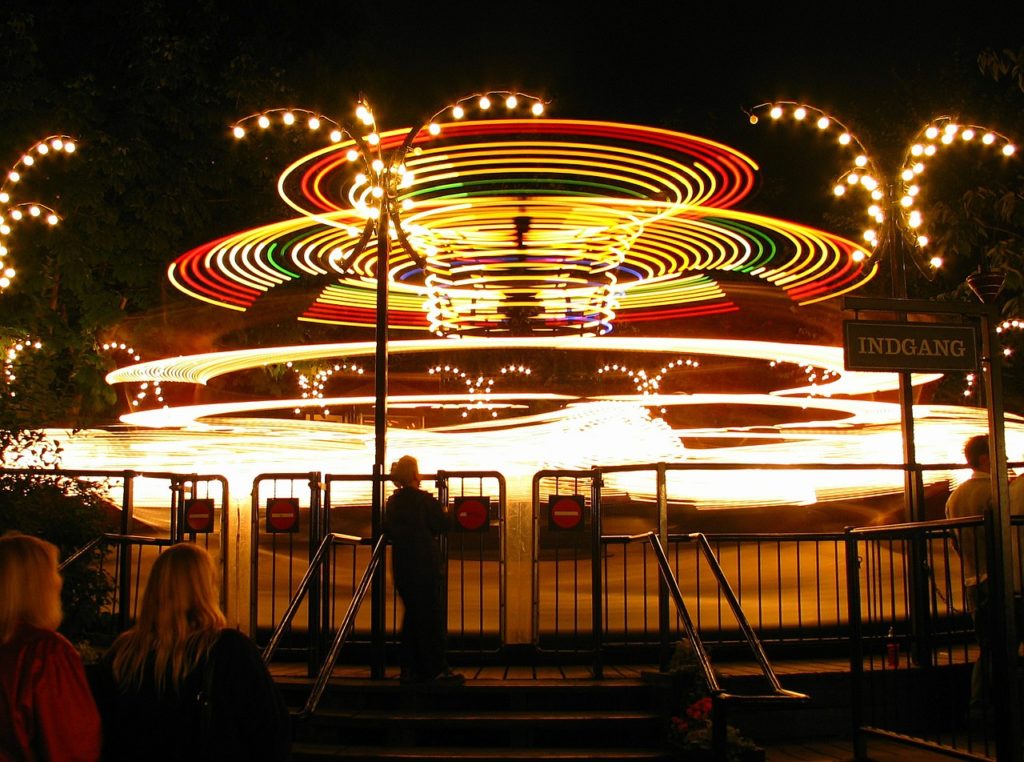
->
[[231, 91, 548, 675], [750, 102, 1021, 761]]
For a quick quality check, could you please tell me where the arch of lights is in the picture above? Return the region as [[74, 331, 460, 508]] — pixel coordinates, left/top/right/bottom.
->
[[64, 97, 1024, 507]]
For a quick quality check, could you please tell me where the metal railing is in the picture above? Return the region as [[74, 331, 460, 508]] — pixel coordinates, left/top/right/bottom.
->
[[262, 532, 386, 718], [620, 531, 808, 759], [847, 515, 1024, 762]]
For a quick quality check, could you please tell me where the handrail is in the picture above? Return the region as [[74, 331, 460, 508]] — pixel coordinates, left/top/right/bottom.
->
[[262, 532, 364, 666], [614, 531, 807, 703], [301, 534, 387, 718], [59, 533, 174, 571]]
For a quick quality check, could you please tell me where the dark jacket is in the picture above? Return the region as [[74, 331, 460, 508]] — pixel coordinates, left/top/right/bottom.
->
[[92, 628, 289, 762]]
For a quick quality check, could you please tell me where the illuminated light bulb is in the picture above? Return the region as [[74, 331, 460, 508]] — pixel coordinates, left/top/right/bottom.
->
[[308, 116, 321, 130], [793, 107, 807, 120], [232, 126, 245, 139], [925, 126, 939, 139], [863, 229, 877, 242], [816, 116, 829, 129], [900, 196, 913, 207], [838, 133, 851, 145], [63, 141, 76, 153], [874, 212, 885, 223], [941, 133, 954, 144], [0, 225, 9, 235], [46, 214, 58, 225], [908, 185, 919, 196], [961, 128, 974, 140], [428, 122, 441, 136], [22, 155, 33, 166], [930, 255, 943, 268], [282, 112, 295, 125], [355, 104, 372, 124], [944, 123, 958, 135], [401, 199, 414, 211], [868, 204, 880, 217], [982, 133, 996, 144], [505, 95, 518, 109], [910, 144, 923, 156], [914, 235, 927, 247], [847, 173, 859, 185], [452, 105, 465, 119], [346, 149, 359, 162], [769, 106, 783, 119], [852, 250, 865, 262], [330, 130, 343, 143], [28, 206, 39, 217], [51, 139, 63, 150], [366, 133, 380, 146], [901, 169, 914, 182], [923, 145, 936, 156], [854, 155, 868, 167], [354, 172, 366, 184], [1003, 144, 1016, 156], [0, 277, 9, 288], [371, 159, 384, 172], [833, 184, 846, 196], [258, 115, 270, 129], [8, 171, 20, 182], [913, 162, 925, 174], [0, 192, 8, 203], [908, 211, 922, 228], [531, 101, 544, 116], [479, 96, 491, 110], [10, 210, 22, 221], [861, 176, 877, 190], [37, 143, 48, 155]]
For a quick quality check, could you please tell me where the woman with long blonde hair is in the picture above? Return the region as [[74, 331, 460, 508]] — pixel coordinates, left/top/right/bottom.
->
[[94, 543, 289, 761], [0, 532, 101, 761]]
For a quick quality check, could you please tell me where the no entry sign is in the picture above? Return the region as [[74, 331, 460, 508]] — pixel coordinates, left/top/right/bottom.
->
[[548, 495, 585, 531], [266, 497, 300, 533], [453, 496, 491, 532], [183, 498, 215, 534]]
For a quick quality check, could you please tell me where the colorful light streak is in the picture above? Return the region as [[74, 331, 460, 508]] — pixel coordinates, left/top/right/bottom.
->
[[169, 114, 875, 335]]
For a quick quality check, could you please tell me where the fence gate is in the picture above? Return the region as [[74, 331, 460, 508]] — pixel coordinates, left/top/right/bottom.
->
[[250, 472, 321, 661]]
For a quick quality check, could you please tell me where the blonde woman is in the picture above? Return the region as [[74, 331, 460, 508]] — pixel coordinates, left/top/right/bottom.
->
[[383, 455, 462, 685], [93, 543, 289, 761], [0, 533, 101, 762]]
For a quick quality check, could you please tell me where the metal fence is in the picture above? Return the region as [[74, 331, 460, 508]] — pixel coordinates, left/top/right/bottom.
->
[[847, 515, 1024, 762]]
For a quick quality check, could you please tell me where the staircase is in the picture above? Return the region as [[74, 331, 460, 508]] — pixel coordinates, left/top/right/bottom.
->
[[278, 675, 674, 760]]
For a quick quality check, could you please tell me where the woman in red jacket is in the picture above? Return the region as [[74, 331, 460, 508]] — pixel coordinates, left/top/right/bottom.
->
[[0, 533, 101, 762]]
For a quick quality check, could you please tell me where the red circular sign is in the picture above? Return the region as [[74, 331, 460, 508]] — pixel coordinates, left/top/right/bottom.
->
[[550, 496, 583, 530], [267, 498, 300, 533], [455, 497, 489, 531], [184, 499, 214, 533]]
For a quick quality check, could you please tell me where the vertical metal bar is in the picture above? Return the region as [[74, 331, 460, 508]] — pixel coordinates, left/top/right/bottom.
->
[[846, 530, 867, 761], [590, 468, 603, 678], [370, 197, 390, 681], [118, 472, 135, 631], [980, 309, 1021, 762], [250, 477, 260, 637], [657, 464, 670, 670], [308, 473, 322, 678]]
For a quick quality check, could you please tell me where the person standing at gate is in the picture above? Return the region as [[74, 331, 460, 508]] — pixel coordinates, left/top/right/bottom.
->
[[946, 435, 993, 718], [93, 543, 290, 760], [0, 533, 101, 762], [384, 455, 463, 685]]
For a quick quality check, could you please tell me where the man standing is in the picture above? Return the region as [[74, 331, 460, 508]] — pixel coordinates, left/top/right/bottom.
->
[[945, 435, 992, 717]]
